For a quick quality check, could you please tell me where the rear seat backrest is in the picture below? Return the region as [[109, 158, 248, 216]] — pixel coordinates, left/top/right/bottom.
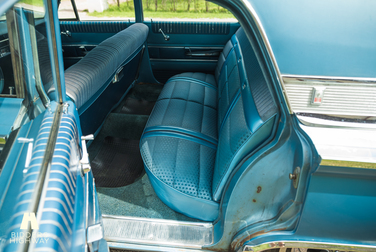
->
[[212, 28, 278, 201]]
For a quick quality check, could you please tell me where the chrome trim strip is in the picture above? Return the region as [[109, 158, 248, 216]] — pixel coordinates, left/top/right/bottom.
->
[[283, 74, 376, 85], [62, 44, 98, 47], [150, 58, 218, 62], [148, 45, 224, 50], [33, 248, 59, 252], [108, 242, 210, 252], [283, 74, 376, 117], [239, 0, 292, 114], [297, 115, 376, 130], [102, 215, 213, 249], [244, 241, 376, 252], [102, 214, 212, 227], [45, 0, 66, 103]]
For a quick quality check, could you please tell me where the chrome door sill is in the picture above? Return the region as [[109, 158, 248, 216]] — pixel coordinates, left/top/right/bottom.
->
[[102, 215, 213, 250]]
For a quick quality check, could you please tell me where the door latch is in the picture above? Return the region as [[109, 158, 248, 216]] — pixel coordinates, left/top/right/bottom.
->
[[289, 166, 300, 189], [80, 134, 94, 175]]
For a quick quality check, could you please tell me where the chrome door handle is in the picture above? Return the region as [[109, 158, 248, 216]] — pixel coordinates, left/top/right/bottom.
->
[[80, 134, 94, 175], [61, 30, 71, 37], [158, 28, 170, 41]]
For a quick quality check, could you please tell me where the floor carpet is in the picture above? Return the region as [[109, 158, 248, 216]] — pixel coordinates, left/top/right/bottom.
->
[[91, 137, 144, 187]]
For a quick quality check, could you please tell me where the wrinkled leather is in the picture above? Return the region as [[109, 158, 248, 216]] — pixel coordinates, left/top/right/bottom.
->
[[141, 27, 278, 221]]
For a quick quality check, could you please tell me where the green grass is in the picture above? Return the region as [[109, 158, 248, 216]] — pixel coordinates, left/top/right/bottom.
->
[[89, 0, 235, 19], [20, 0, 44, 7], [321, 159, 376, 169]]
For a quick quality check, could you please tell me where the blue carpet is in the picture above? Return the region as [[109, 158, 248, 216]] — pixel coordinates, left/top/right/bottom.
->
[[96, 174, 199, 221]]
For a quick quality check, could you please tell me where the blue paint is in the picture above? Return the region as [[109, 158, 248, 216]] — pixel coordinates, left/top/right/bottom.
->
[[243, 166, 376, 248], [0, 98, 23, 136], [250, 0, 376, 78]]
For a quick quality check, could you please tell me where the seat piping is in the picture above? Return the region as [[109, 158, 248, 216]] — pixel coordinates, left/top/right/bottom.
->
[[142, 128, 217, 149], [167, 77, 217, 90]]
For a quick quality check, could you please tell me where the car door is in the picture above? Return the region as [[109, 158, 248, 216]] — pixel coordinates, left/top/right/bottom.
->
[[57, 1, 136, 69], [0, 1, 106, 251], [143, 10, 240, 83], [0, 1, 57, 250]]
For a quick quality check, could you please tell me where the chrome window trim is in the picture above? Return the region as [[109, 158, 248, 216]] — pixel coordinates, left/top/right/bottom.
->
[[244, 241, 376, 252]]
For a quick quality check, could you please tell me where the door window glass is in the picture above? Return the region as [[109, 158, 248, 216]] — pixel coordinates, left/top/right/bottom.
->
[[142, 0, 236, 21], [58, 0, 136, 21]]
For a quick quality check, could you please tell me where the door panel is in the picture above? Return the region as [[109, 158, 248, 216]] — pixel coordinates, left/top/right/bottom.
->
[[145, 21, 240, 83]]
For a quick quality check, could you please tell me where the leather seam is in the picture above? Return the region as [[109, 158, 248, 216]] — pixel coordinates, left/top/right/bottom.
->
[[142, 129, 217, 149], [144, 126, 218, 145], [219, 89, 241, 134], [157, 97, 217, 111], [167, 77, 217, 90]]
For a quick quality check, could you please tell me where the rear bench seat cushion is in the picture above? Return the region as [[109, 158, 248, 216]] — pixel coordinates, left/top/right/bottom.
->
[[140, 72, 220, 221], [141, 136, 219, 221]]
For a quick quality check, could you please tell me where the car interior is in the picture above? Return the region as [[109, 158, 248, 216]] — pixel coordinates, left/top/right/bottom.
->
[[0, 0, 280, 229]]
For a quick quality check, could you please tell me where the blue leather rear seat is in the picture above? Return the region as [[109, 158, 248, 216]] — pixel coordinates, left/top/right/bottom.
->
[[140, 28, 278, 221]]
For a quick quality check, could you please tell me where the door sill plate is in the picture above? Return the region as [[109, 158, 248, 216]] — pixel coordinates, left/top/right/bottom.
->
[[102, 215, 213, 249]]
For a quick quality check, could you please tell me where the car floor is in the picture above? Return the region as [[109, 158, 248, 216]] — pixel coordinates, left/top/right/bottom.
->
[[88, 83, 199, 222]]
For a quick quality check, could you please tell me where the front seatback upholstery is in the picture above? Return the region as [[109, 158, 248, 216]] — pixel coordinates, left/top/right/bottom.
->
[[212, 28, 278, 201], [48, 23, 149, 109]]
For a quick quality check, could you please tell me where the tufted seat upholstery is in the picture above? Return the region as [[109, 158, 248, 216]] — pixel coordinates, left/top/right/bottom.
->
[[140, 27, 278, 221]]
